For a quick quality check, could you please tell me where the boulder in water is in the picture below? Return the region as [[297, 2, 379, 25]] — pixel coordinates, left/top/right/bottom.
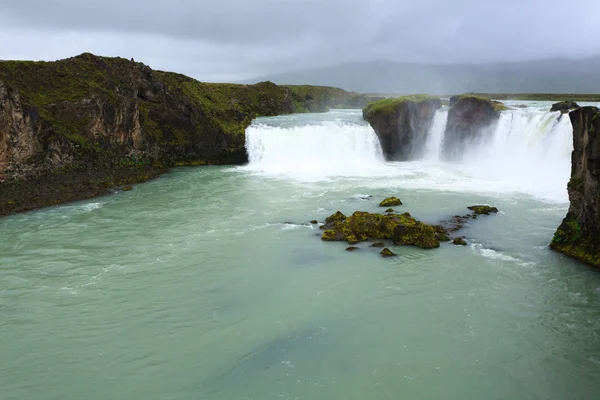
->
[[362, 95, 442, 160], [346, 246, 359, 251], [310, 220, 318, 224], [320, 210, 440, 249], [371, 242, 386, 248], [551, 106, 600, 267], [379, 197, 402, 207], [381, 248, 397, 257], [442, 95, 506, 161], [452, 237, 467, 246], [468, 205, 499, 215], [550, 101, 579, 114]]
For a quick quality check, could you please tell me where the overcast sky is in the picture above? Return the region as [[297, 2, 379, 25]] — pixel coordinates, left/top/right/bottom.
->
[[1, 0, 599, 81]]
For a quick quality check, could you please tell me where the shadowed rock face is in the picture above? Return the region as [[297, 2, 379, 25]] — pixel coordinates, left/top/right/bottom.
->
[[442, 95, 505, 161], [551, 106, 600, 267], [550, 101, 579, 114], [362, 95, 442, 160]]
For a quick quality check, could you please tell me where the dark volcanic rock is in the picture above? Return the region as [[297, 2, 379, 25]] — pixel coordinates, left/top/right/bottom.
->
[[550, 101, 579, 114], [551, 106, 600, 267], [381, 248, 397, 257], [362, 95, 442, 160], [452, 237, 467, 246], [442, 95, 506, 161]]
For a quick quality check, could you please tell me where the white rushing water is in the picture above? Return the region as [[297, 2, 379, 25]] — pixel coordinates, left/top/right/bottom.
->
[[245, 121, 384, 180], [243, 105, 576, 202]]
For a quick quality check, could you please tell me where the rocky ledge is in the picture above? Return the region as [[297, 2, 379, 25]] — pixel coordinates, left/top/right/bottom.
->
[[550, 106, 600, 267], [362, 95, 442, 160], [0, 53, 376, 217], [442, 95, 506, 161]]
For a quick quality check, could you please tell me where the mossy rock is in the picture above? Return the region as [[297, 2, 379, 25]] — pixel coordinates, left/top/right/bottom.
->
[[385, 208, 396, 213], [310, 220, 318, 224], [381, 248, 397, 257], [379, 197, 402, 207], [320, 210, 439, 249], [122, 186, 133, 191], [371, 242, 386, 248], [346, 246, 359, 252], [433, 225, 451, 241], [467, 205, 499, 215], [325, 211, 346, 223], [453, 237, 467, 246], [363, 95, 441, 119]]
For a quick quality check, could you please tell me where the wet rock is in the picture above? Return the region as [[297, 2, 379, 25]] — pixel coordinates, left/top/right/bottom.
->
[[320, 210, 440, 249], [443, 95, 505, 161], [310, 220, 318, 224], [363, 95, 442, 160], [432, 225, 451, 241], [550, 101, 579, 114], [452, 237, 467, 246], [370, 242, 386, 248], [379, 197, 402, 207], [381, 248, 397, 257], [468, 205, 499, 215], [385, 208, 396, 213], [122, 186, 133, 191], [325, 211, 346, 224], [346, 246, 359, 252], [551, 106, 600, 267]]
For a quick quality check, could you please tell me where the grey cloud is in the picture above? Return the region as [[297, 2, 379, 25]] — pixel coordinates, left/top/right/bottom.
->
[[0, 0, 599, 81]]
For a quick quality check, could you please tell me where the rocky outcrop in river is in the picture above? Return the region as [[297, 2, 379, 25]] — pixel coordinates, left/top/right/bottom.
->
[[0, 53, 375, 216], [551, 106, 600, 267], [362, 95, 442, 160], [442, 95, 506, 161]]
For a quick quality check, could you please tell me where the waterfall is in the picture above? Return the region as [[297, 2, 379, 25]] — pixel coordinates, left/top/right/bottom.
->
[[244, 120, 384, 179]]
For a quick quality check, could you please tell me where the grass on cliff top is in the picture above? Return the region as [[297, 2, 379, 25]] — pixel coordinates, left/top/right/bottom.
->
[[363, 94, 440, 118], [450, 94, 508, 112], [457, 92, 600, 102]]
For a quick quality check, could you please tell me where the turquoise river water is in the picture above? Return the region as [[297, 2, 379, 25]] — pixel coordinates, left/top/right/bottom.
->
[[1, 107, 599, 399]]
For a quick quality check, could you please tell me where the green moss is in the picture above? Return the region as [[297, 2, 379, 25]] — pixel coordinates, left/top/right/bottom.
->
[[379, 197, 402, 207], [320, 210, 440, 249], [363, 95, 440, 119], [550, 215, 600, 267]]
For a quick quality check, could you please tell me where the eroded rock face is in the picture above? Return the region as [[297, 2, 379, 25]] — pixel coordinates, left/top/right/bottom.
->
[[550, 101, 579, 114], [362, 95, 442, 160], [442, 95, 505, 161], [551, 107, 600, 267]]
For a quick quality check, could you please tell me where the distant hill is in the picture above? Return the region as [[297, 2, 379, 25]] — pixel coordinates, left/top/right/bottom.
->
[[246, 57, 600, 94]]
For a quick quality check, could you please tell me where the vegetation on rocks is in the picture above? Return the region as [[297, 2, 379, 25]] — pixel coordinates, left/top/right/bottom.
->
[[381, 248, 397, 257], [379, 197, 402, 207], [550, 106, 600, 267], [362, 95, 442, 160], [321, 210, 440, 249]]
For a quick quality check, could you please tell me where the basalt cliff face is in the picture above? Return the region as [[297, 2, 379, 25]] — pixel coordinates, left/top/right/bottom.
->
[[362, 95, 442, 160], [551, 107, 600, 267], [442, 95, 505, 161], [0, 53, 375, 216]]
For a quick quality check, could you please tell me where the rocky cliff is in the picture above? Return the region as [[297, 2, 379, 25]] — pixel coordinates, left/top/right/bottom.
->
[[442, 95, 505, 161], [0, 53, 375, 216], [550, 106, 600, 267], [362, 95, 442, 160]]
